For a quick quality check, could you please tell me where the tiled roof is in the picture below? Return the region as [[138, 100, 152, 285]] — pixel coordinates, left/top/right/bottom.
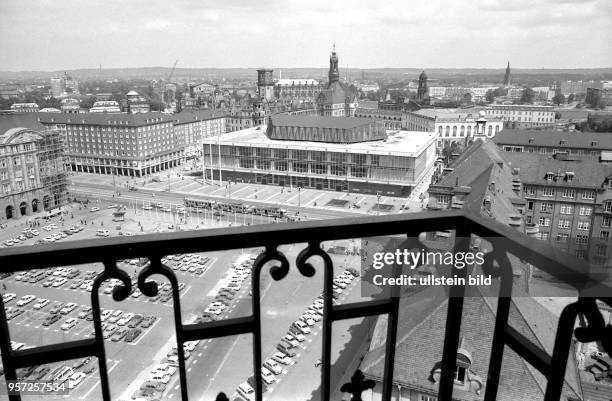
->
[[269, 114, 377, 130], [38, 112, 174, 126], [173, 110, 224, 125], [318, 81, 355, 105], [493, 129, 612, 150], [360, 286, 582, 401], [0, 113, 44, 135], [502, 152, 612, 188]]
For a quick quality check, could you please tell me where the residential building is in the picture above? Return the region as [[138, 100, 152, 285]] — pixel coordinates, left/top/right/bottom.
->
[[502, 152, 612, 266], [39, 112, 182, 177], [316, 47, 358, 117], [126, 91, 150, 114], [202, 116, 437, 197], [560, 80, 602, 96], [172, 110, 226, 158], [363, 139, 582, 400], [484, 104, 555, 128], [60, 98, 81, 114], [192, 83, 216, 98], [493, 129, 612, 159], [0, 120, 69, 221], [586, 87, 612, 108]]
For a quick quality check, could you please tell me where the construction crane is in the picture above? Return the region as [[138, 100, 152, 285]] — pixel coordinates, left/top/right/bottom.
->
[[161, 59, 179, 110]]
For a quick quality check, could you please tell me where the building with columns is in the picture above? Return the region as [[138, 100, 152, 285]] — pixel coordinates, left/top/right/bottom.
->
[[0, 125, 68, 222], [39, 112, 183, 177]]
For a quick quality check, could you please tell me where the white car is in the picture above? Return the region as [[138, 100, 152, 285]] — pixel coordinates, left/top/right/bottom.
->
[[333, 279, 347, 289], [282, 335, 300, 347], [305, 312, 322, 322], [33, 299, 50, 309], [52, 278, 68, 287], [16, 295, 36, 307], [49, 224, 58, 229], [288, 332, 305, 342], [204, 306, 224, 315], [90, 207, 100, 212], [131, 289, 142, 298], [2, 293, 16, 303], [263, 359, 282, 375], [272, 352, 293, 365], [68, 372, 86, 389], [184, 342, 197, 352], [292, 320, 311, 334], [80, 280, 93, 290], [237, 382, 255, 401], [117, 312, 134, 326], [60, 303, 77, 314], [261, 367, 277, 384], [108, 204, 118, 209], [300, 315, 316, 326], [61, 318, 78, 331], [107, 310, 123, 324], [100, 310, 113, 322]]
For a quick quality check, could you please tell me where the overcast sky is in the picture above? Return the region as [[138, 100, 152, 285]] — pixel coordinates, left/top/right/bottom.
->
[[1, 0, 610, 71]]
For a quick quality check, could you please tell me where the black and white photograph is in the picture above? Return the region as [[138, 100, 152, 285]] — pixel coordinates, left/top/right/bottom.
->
[[0, 1, 611, 400]]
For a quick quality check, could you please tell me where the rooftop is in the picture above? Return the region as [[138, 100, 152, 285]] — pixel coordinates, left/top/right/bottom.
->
[[38, 112, 174, 127], [275, 79, 319, 86], [173, 110, 224, 125], [502, 152, 612, 188], [203, 125, 437, 157], [0, 112, 44, 135], [412, 108, 484, 121], [493, 129, 612, 150], [270, 114, 378, 130]]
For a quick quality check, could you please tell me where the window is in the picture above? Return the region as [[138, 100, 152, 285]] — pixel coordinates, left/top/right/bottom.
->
[[454, 366, 466, 384], [603, 216, 611, 228], [597, 244, 607, 257], [601, 231, 610, 241], [524, 186, 535, 196], [438, 195, 451, 205], [575, 250, 585, 259], [538, 232, 550, 240], [543, 188, 555, 196], [540, 202, 553, 212], [556, 233, 569, 242], [562, 189, 575, 198], [577, 221, 590, 231], [579, 207, 592, 216], [419, 396, 438, 401], [576, 234, 589, 245], [538, 217, 551, 227], [527, 201, 534, 210], [582, 191, 595, 200], [558, 219, 570, 229], [560, 205, 574, 215], [604, 201, 612, 213]]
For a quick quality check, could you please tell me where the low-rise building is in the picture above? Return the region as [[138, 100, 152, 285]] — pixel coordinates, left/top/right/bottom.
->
[[202, 118, 437, 197], [9, 103, 39, 113], [493, 129, 612, 159], [484, 104, 555, 128], [354, 108, 402, 130]]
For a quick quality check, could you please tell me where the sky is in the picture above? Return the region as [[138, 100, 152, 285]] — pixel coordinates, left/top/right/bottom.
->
[[0, 0, 611, 71]]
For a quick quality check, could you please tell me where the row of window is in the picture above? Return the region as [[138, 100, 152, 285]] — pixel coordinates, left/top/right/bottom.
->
[[525, 186, 596, 200]]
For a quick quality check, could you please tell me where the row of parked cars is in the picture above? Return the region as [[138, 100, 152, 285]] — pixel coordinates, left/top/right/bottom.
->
[[235, 267, 360, 400], [161, 253, 211, 276]]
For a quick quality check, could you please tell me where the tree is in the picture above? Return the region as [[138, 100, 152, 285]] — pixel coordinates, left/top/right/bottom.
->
[[555, 111, 562, 120], [485, 90, 495, 103], [520, 87, 535, 104], [567, 93, 575, 103], [552, 92, 565, 106]]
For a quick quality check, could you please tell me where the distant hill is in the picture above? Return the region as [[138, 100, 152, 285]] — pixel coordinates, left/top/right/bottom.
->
[[1, 67, 611, 83]]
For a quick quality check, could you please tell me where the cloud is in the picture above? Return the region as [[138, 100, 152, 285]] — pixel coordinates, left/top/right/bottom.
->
[[144, 19, 172, 31]]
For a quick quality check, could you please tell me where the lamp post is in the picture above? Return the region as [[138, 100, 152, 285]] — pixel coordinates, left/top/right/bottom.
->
[[376, 191, 381, 216]]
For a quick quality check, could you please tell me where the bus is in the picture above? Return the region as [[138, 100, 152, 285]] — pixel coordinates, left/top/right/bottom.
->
[[250, 206, 287, 218]]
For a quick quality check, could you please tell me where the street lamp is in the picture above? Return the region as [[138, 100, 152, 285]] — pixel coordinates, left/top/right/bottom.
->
[[376, 191, 381, 216]]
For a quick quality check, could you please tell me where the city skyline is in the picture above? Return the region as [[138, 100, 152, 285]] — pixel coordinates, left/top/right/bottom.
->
[[1, 0, 611, 72]]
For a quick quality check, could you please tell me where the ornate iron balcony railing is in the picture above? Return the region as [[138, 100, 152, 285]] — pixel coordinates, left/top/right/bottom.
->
[[0, 209, 610, 401]]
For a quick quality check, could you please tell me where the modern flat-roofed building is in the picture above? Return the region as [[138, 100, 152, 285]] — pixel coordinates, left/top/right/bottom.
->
[[39, 112, 181, 176], [202, 117, 437, 197], [173, 110, 226, 158], [89, 100, 121, 113], [484, 104, 555, 128], [0, 123, 69, 222], [493, 129, 612, 159]]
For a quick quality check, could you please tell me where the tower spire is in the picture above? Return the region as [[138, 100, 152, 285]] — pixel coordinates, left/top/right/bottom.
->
[[503, 61, 511, 86]]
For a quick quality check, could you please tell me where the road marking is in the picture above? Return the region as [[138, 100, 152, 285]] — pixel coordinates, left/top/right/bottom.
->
[[187, 367, 192, 372], [198, 352, 202, 357], [168, 394, 174, 399], [192, 359, 197, 364], [174, 385, 180, 390]]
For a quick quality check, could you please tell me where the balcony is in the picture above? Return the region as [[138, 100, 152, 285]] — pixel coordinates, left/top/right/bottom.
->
[[0, 209, 609, 401]]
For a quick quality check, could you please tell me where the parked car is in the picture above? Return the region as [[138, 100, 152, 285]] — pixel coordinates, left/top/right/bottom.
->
[[33, 298, 50, 309], [61, 318, 78, 331], [263, 359, 282, 375], [125, 328, 142, 342], [60, 302, 77, 315], [272, 352, 293, 365], [16, 295, 36, 307]]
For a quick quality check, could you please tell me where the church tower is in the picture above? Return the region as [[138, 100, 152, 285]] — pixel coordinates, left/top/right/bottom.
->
[[503, 61, 511, 86], [328, 44, 340, 88], [417, 70, 429, 103]]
